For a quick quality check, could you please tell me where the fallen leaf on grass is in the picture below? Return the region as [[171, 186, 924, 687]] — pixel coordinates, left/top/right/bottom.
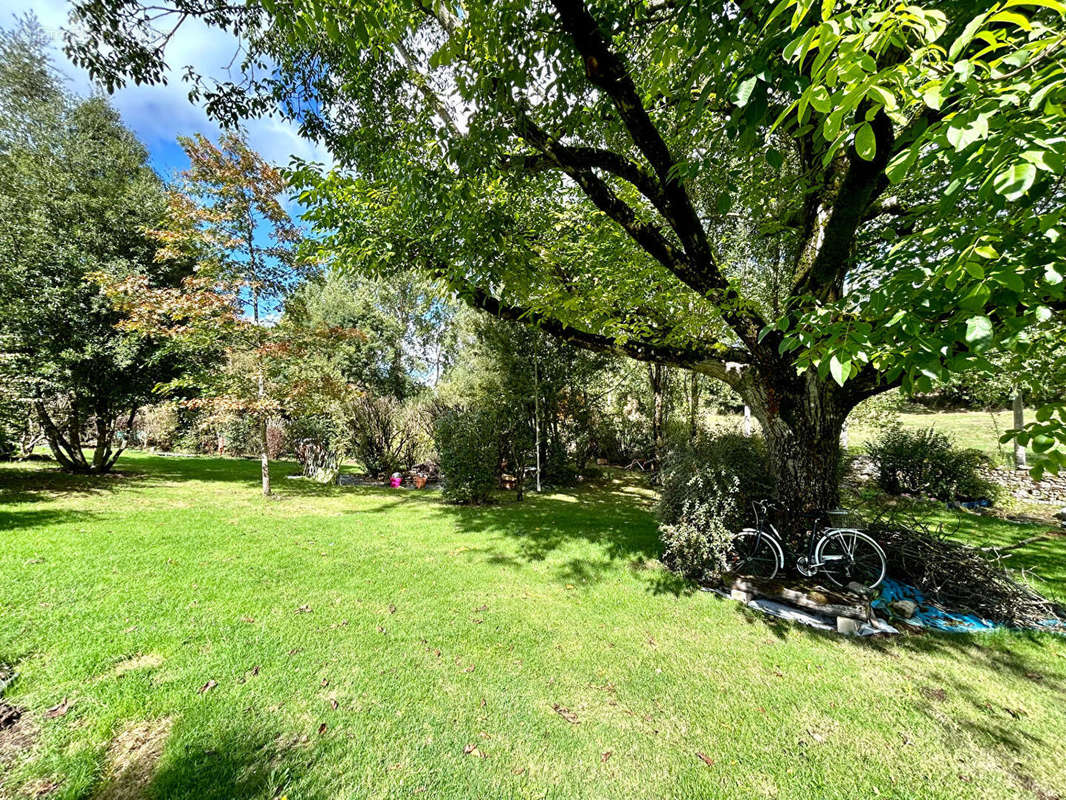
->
[[45, 698, 70, 718], [240, 616, 255, 624], [318, 723, 327, 735], [296, 605, 312, 614], [696, 752, 714, 766], [321, 678, 329, 687], [463, 743, 485, 758], [552, 704, 579, 724], [329, 698, 338, 710], [388, 604, 397, 614], [601, 751, 612, 763], [377, 626, 386, 634], [198, 680, 217, 694]]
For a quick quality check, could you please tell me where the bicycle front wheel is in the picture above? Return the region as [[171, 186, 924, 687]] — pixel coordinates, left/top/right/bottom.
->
[[726, 529, 781, 579], [815, 529, 887, 591]]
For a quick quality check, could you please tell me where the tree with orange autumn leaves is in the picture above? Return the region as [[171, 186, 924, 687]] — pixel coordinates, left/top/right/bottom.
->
[[101, 133, 360, 495]]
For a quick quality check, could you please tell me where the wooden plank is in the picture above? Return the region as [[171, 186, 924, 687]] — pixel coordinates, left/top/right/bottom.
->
[[728, 576, 871, 620]]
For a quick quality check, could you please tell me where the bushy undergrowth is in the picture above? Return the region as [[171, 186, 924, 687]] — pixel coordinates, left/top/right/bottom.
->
[[434, 407, 499, 504], [658, 432, 774, 582], [866, 426, 996, 501]]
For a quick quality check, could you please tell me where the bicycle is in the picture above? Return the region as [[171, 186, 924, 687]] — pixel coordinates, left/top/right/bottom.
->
[[727, 500, 887, 592]]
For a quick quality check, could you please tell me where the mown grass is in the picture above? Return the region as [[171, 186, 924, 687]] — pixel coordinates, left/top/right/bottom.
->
[[1, 453, 1065, 800]]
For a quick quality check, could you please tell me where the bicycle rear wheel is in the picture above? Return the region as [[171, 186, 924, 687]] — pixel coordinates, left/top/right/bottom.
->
[[815, 529, 886, 591], [726, 529, 781, 579]]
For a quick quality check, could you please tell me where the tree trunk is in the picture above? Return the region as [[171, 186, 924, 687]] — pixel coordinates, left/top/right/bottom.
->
[[259, 411, 271, 496], [252, 286, 271, 497], [649, 363, 668, 461], [34, 398, 128, 475], [688, 372, 700, 440], [741, 372, 850, 546], [1013, 386, 1027, 470]]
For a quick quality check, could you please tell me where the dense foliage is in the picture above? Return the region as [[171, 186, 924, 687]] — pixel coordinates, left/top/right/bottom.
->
[[433, 406, 500, 504], [866, 426, 996, 500], [658, 432, 775, 582], [0, 19, 190, 473], [62, 0, 1066, 525]]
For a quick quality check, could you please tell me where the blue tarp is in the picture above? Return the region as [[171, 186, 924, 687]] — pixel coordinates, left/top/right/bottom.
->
[[873, 578, 1066, 633], [873, 578, 1001, 632]]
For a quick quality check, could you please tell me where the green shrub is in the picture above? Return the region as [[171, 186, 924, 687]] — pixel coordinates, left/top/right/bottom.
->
[[434, 407, 499, 504], [658, 431, 775, 581], [865, 426, 997, 501], [658, 431, 774, 530]]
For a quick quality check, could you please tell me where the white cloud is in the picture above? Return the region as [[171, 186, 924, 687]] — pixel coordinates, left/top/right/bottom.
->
[[4, 0, 333, 176]]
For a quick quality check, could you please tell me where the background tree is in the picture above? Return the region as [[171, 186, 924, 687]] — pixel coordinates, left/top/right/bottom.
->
[[0, 17, 190, 473], [100, 270, 358, 493], [66, 0, 1066, 533], [155, 132, 304, 494]]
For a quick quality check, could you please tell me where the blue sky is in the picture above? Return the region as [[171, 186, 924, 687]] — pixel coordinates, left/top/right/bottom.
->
[[4, 0, 331, 184]]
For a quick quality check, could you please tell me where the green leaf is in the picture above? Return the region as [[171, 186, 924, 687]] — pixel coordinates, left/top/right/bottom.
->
[[993, 161, 1037, 201], [949, 13, 989, 60], [964, 315, 993, 343], [922, 82, 943, 110], [829, 354, 850, 386], [854, 122, 876, 161], [945, 114, 989, 151], [733, 76, 758, 108], [809, 85, 831, 113], [765, 148, 784, 170]]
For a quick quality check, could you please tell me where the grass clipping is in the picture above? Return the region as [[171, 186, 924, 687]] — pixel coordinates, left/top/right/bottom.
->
[[866, 508, 1064, 628]]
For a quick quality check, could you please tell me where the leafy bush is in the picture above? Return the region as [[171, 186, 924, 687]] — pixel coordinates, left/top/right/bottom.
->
[[343, 394, 428, 477], [658, 431, 775, 582], [659, 431, 774, 530], [434, 407, 499, 504], [865, 426, 996, 500]]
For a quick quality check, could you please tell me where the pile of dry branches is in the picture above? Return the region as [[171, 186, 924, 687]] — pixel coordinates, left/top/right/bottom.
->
[[864, 505, 1064, 627]]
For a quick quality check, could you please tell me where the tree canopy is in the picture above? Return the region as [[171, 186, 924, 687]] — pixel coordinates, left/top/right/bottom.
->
[[64, 0, 1066, 510], [0, 17, 190, 473]]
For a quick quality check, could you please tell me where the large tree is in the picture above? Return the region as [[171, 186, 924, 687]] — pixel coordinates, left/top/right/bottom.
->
[[0, 18, 189, 473], [66, 0, 1066, 527]]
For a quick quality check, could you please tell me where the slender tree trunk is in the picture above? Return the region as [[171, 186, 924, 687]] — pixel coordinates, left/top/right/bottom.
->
[[688, 372, 700, 440], [1013, 386, 1027, 470], [252, 288, 271, 496], [534, 355, 541, 492], [743, 405, 751, 437], [649, 363, 668, 462]]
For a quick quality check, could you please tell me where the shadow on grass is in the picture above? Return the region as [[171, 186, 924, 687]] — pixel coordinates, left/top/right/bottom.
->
[[428, 477, 661, 574], [0, 464, 165, 504], [0, 507, 103, 532], [83, 723, 318, 800]]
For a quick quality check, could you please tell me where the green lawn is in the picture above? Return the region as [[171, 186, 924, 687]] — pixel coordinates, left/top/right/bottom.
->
[[2, 453, 1065, 800]]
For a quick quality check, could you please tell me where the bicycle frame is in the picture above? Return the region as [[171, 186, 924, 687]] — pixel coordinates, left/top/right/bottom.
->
[[750, 505, 849, 572]]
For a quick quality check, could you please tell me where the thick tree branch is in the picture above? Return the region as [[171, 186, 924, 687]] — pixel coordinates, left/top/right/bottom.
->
[[548, 2, 725, 292], [504, 147, 668, 217], [793, 110, 896, 300], [430, 267, 748, 384]]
